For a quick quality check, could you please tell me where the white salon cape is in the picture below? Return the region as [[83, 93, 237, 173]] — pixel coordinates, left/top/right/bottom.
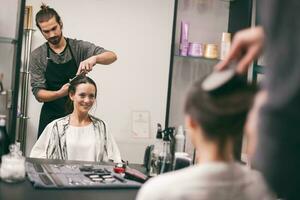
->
[[30, 115, 122, 163], [137, 162, 275, 200]]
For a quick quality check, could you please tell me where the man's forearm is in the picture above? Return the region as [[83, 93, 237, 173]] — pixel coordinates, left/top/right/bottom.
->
[[36, 89, 66, 102], [76, 51, 117, 74], [95, 51, 117, 65]]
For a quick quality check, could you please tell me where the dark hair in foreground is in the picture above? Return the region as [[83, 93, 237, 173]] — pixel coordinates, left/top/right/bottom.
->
[[65, 75, 97, 113], [35, 3, 62, 30], [184, 78, 256, 156]]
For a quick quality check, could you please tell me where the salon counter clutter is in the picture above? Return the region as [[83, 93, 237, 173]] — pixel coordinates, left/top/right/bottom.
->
[[0, 158, 147, 200]]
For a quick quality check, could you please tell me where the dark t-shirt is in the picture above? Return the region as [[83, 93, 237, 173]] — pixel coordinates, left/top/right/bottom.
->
[[29, 38, 107, 97]]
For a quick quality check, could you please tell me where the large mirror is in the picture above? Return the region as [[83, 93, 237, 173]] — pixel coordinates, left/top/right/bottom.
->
[[24, 0, 175, 164]]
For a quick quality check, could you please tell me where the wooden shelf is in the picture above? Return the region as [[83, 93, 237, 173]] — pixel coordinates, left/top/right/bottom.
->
[[174, 54, 220, 62]]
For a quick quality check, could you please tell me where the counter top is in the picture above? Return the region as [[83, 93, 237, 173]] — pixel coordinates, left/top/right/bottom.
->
[[0, 158, 145, 200]]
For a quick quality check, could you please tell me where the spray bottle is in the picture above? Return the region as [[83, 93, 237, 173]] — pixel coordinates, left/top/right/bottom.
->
[[175, 125, 185, 152], [149, 123, 163, 176]]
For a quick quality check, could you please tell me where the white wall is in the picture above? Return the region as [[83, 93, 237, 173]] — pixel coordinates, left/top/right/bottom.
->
[[176, 0, 230, 47], [25, 0, 174, 164]]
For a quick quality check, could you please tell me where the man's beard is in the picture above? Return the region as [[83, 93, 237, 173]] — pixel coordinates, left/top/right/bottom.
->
[[48, 33, 62, 45]]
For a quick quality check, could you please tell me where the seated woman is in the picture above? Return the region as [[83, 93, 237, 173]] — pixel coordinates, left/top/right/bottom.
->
[[30, 75, 121, 163], [137, 78, 275, 200]]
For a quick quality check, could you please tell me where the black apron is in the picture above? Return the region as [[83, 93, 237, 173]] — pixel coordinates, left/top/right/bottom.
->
[[37, 39, 78, 138]]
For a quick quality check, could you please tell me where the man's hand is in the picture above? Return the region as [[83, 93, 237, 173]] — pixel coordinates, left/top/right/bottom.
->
[[76, 52, 117, 75], [77, 56, 97, 74], [36, 83, 70, 102], [215, 26, 265, 74], [58, 83, 70, 97]]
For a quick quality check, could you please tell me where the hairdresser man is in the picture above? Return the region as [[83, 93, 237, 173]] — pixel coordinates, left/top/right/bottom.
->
[[216, 1, 300, 199], [30, 4, 117, 138]]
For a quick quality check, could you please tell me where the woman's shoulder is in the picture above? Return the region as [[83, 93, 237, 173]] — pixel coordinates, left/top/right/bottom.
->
[[38, 117, 67, 139], [89, 115, 105, 124], [44, 115, 70, 129]]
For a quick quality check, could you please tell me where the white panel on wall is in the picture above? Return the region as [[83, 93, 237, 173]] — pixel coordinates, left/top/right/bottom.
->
[[0, 0, 19, 38], [25, 0, 174, 164], [0, 44, 14, 90], [0, 0, 20, 91], [0, 43, 14, 119]]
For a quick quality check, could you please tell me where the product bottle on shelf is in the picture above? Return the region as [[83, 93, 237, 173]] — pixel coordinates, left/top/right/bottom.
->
[[179, 21, 189, 56], [149, 123, 163, 177], [220, 32, 231, 60], [0, 115, 10, 161], [175, 125, 185, 153]]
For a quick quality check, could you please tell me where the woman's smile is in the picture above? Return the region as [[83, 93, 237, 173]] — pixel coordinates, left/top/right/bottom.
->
[[70, 83, 96, 114]]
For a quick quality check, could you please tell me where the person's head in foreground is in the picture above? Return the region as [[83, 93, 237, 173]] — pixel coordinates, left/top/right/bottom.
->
[[184, 78, 255, 163], [136, 78, 276, 200]]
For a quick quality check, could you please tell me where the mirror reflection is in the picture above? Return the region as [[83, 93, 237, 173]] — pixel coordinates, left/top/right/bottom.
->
[[30, 4, 118, 138], [23, 0, 174, 163], [30, 76, 122, 163]]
